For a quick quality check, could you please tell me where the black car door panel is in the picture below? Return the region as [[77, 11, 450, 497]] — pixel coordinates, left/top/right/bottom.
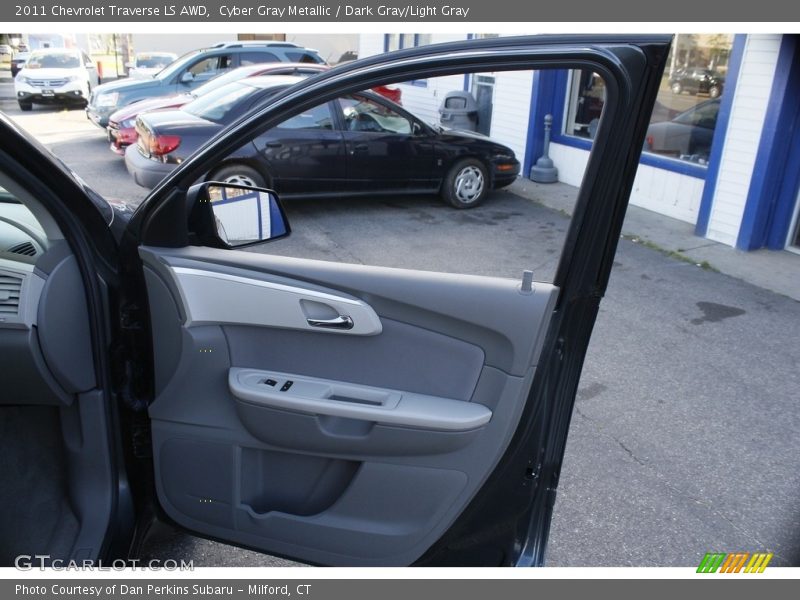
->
[[252, 101, 346, 196], [337, 96, 437, 193]]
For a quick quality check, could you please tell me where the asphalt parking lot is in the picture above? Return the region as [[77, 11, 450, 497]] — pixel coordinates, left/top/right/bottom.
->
[[2, 84, 798, 567]]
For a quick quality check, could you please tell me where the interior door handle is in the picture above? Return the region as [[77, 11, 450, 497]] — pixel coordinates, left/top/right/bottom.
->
[[306, 315, 354, 330], [265, 141, 283, 148]]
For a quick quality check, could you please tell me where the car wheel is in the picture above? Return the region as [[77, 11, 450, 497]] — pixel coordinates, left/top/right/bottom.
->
[[670, 82, 682, 94], [210, 164, 267, 188], [708, 85, 721, 99], [18, 101, 32, 112], [442, 158, 488, 209]]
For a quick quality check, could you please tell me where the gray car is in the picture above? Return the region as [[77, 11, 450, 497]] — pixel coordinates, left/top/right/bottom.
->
[[645, 98, 719, 163]]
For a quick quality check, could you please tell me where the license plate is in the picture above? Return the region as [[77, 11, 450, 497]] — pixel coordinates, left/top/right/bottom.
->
[[41, 89, 54, 97]]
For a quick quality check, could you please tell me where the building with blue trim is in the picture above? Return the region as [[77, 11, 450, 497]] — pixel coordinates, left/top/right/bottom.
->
[[358, 33, 800, 254]]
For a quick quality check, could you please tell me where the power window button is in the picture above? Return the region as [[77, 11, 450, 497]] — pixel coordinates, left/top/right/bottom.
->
[[280, 380, 294, 392]]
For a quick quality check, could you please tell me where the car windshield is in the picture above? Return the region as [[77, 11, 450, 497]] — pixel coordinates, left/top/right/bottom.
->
[[136, 54, 175, 69], [154, 49, 202, 81], [26, 52, 80, 69], [183, 81, 259, 122], [191, 68, 260, 98]]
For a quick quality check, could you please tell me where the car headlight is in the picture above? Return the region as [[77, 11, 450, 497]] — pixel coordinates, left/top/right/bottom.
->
[[96, 93, 119, 108], [65, 75, 80, 82], [120, 118, 136, 129], [16, 75, 31, 85]]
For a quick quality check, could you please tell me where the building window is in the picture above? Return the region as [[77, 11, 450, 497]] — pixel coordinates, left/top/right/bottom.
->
[[562, 34, 734, 167], [385, 34, 431, 52]]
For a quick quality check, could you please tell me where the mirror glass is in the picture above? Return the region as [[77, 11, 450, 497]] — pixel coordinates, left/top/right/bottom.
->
[[207, 185, 289, 247]]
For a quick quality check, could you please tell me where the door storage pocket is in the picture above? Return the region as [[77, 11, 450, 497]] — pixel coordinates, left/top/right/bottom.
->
[[239, 446, 359, 517]]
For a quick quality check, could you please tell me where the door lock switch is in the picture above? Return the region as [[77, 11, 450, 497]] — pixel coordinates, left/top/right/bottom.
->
[[280, 380, 294, 392]]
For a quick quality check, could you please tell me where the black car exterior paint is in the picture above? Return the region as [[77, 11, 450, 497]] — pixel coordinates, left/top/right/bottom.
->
[[126, 84, 520, 197], [122, 35, 670, 565]]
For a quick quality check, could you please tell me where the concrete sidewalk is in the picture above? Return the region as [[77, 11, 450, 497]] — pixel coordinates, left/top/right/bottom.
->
[[509, 179, 800, 302]]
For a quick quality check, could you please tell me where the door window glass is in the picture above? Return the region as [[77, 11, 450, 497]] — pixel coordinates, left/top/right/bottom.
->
[[339, 96, 412, 134], [240, 52, 280, 65], [278, 103, 334, 130]]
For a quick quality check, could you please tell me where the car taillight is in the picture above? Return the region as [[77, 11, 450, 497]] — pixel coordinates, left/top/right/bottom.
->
[[149, 134, 181, 156]]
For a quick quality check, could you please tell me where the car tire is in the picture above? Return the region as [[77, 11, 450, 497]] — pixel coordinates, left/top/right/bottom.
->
[[442, 158, 489, 209], [18, 101, 32, 112], [209, 164, 268, 188], [708, 85, 721, 99], [670, 82, 682, 94]]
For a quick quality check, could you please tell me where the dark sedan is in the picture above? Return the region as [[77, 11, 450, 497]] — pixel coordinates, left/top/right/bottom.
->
[[645, 98, 719, 163], [125, 76, 519, 208]]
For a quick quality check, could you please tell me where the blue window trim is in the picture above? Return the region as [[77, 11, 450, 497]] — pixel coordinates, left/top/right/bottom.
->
[[736, 34, 800, 250], [523, 69, 560, 176], [555, 70, 710, 179], [383, 34, 428, 87], [695, 34, 747, 237], [524, 65, 716, 185]]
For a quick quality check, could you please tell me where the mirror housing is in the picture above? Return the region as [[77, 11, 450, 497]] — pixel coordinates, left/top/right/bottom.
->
[[188, 182, 290, 249], [179, 71, 194, 84]]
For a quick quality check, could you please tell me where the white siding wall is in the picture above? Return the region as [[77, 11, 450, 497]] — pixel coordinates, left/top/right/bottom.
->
[[357, 34, 384, 59], [550, 143, 705, 224], [488, 70, 533, 163], [549, 143, 588, 188], [358, 34, 466, 126], [705, 35, 782, 246], [630, 165, 706, 223]]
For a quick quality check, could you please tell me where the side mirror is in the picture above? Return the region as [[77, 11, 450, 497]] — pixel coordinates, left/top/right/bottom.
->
[[124, 61, 135, 69], [179, 71, 195, 84], [189, 182, 290, 249], [412, 121, 425, 136]]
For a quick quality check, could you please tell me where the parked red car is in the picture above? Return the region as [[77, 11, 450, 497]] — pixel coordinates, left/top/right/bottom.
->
[[106, 63, 329, 155]]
